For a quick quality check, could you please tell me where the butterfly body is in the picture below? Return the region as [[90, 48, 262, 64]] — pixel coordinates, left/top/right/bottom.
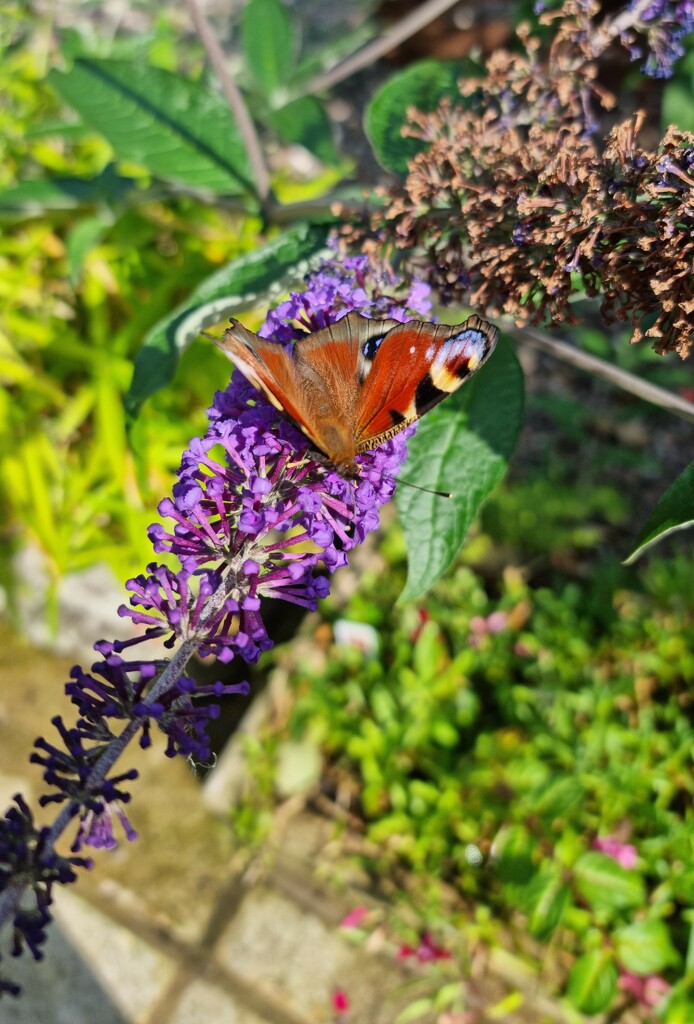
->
[[214, 312, 498, 473]]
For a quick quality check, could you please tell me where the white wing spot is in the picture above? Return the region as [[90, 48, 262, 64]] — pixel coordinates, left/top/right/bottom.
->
[[409, 345, 416, 354], [433, 329, 489, 372]]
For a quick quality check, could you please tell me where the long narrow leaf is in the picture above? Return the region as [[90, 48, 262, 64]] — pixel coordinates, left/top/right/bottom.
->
[[49, 58, 255, 195], [125, 223, 330, 420]]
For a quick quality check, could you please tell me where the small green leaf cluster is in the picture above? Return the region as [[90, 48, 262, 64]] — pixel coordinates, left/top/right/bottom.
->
[[258, 539, 694, 1017], [240, 0, 347, 164]]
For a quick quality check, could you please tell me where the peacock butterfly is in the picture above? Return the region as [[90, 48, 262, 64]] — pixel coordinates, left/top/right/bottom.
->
[[213, 312, 498, 474]]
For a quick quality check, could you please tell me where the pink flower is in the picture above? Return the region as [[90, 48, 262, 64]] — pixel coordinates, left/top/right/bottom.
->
[[593, 835, 638, 870], [332, 988, 350, 1018], [340, 905, 368, 929], [619, 971, 671, 1007], [397, 933, 451, 963], [468, 611, 509, 646]]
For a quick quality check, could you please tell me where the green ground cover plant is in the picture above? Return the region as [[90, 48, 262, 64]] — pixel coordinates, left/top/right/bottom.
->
[[237, 481, 694, 1019]]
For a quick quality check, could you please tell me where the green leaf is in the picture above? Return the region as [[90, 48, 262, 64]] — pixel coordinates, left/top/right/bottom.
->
[[396, 335, 524, 600], [497, 827, 536, 885], [0, 165, 135, 214], [48, 58, 254, 195], [573, 852, 646, 913], [624, 461, 694, 564], [615, 919, 681, 975], [242, 0, 295, 98], [125, 223, 329, 420], [365, 59, 477, 175], [567, 950, 618, 1014], [267, 97, 337, 162], [685, 912, 694, 973], [433, 982, 464, 1011], [395, 997, 435, 1023], [526, 868, 570, 941], [658, 980, 694, 1024], [66, 213, 111, 285], [25, 118, 89, 139], [533, 776, 584, 821]]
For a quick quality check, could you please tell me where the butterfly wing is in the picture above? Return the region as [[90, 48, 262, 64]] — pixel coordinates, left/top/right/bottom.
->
[[296, 312, 403, 387], [215, 314, 403, 463], [215, 319, 319, 440], [354, 315, 499, 452]]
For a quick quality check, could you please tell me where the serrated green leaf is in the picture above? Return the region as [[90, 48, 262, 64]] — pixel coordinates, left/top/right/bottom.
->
[[267, 96, 337, 162], [615, 919, 681, 975], [396, 335, 524, 600], [573, 852, 646, 913], [365, 59, 478, 175], [125, 223, 330, 420], [625, 461, 694, 564], [48, 58, 254, 195], [242, 0, 295, 98], [0, 165, 134, 214], [567, 950, 618, 1014]]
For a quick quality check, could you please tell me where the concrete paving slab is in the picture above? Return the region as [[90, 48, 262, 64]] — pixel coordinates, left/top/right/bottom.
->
[[169, 980, 269, 1024], [1, 886, 176, 1024], [51, 887, 178, 1024], [214, 884, 424, 1024], [216, 886, 350, 1021], [1, 923, 127, 1024]]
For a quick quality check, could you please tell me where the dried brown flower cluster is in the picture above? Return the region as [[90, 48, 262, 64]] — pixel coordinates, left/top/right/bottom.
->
[[347, 2, 694, 357]]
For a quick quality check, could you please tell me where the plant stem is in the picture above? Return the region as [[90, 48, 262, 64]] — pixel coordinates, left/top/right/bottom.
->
[[509, 323, 694, 424], [303, 0, 464, 96], [185, 0, 271, 206]]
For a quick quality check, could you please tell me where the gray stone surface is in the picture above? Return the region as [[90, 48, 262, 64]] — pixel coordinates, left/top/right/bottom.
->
[[215, 882, 437, 1024], [216, 887, 351, 1021], [169, 981, 268, 1024], [2, 926, 127, 1024], [52, 889, 178, 1024], [2, 889, 175, 1024], [11, 545, 169, 664]]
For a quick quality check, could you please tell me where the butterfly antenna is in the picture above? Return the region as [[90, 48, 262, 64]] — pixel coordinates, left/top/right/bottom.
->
[[393, 477, 452, 499]]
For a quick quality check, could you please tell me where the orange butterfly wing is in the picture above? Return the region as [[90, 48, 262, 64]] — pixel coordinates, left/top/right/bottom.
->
[[354, 315, 498, 451], [215, 319, 315, 435], [214, 313, 497, 466], [215, 314, 402, 464]]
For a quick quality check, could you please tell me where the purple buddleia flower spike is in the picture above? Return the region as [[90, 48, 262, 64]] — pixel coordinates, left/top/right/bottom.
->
[[0, 252, 430, 993]]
